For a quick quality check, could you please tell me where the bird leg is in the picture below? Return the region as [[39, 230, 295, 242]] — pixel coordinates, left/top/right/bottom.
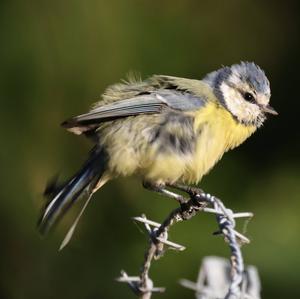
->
[[166, 183, 204, 198], [164, 183, 218, 219], [142, 182, 209, 221], [142, 181, 187, 204]]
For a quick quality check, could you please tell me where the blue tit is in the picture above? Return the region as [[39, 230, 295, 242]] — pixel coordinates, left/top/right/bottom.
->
[[38, 61, 277, 248]]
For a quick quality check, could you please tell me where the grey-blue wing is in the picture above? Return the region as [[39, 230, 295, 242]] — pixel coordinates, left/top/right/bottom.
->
[[62, 89, 206, 135]]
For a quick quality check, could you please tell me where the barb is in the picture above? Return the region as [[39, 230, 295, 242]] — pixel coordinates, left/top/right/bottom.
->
[[117, 188, 253, 299], [116, 270, 165, 299]]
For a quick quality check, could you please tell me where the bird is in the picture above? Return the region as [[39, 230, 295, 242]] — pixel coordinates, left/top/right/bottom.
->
[[38, 61, 277, 249]]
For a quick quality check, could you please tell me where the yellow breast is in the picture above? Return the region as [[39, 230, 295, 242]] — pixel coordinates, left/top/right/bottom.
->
[[184, 101, 257, 183], [103, 101, 256, 185]]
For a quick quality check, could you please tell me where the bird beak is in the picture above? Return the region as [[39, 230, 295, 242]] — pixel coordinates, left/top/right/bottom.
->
[[261, 104, 278, 115]]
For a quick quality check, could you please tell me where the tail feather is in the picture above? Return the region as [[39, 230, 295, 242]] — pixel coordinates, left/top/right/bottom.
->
[[38, 147, 107, 235], [59, 191, 93, 250]]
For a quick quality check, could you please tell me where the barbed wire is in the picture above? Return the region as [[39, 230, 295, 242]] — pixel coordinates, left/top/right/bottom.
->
[[116, 187, 253, 299]]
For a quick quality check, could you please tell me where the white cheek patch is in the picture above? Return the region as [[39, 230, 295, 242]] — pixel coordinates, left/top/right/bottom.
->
[[220, 82, 242, 114], [220, 81, 261, 124]]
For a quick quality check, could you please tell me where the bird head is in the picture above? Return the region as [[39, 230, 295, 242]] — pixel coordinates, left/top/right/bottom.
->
[[204, 62, 277, 127]]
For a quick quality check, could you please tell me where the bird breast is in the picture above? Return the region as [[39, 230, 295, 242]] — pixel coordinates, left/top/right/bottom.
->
[[185, 101, 257, 183], [100, 102, 256, 185]]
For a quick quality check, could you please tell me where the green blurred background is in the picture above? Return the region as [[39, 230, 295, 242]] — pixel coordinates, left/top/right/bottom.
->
[[1, 0, 299, 298]]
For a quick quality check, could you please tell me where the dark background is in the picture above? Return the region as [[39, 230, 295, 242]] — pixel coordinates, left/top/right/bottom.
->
[[0, 1, 299, 298]]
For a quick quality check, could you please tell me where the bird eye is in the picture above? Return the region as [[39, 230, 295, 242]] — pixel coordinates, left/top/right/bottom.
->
[[243, 92, 255, 102]]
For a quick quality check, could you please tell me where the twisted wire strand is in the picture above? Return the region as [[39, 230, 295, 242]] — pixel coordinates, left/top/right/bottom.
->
[[117, 189, 251, 299]]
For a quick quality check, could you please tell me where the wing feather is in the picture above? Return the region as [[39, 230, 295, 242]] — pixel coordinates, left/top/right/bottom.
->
[[62, 89, 206, 135]]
